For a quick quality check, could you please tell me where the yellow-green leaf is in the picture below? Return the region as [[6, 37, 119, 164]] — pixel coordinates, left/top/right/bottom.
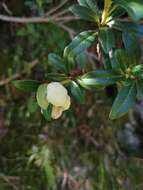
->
[[36, 84, 49, 110]]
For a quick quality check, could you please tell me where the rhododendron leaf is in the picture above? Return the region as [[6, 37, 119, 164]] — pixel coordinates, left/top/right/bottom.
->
[[103, 53, 112, 69], [48, 53, 66, 72], [70, 81, 85, 104], [114, 0, 143, 21], [12, 80, 41, 92], [78, 70, 122, 89], [114, 49, 129, 72], [136, 81, 143, 100], [45, 73, 68, 81], [70, 5, 99, 22], [122, 32, 141, 65], [78, 0, 98, 11], [78, 0, 89, 6], [64, 31, 97, 63], [109, 82, 137, 120], [99, 28, 115, 54], [116, 22, 143, 38], [76, 52, 88, 70]]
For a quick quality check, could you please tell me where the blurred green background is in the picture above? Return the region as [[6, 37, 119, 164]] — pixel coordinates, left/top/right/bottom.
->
[[0, 0, 143, 189]]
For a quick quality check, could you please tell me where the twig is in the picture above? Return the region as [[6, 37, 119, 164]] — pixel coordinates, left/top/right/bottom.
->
[[0, 174, 19, 190], [0, 14, 79, 23], [0, 14, 52, 23], [0, 60, 38, 86], [0, 0, 71, 24], [51, 9, 69, 18], [54, 16, 79, 22], [61, 171, 68, 189], [46, 0, 68, 16], [2, 2, 12, 15], [0, 74, 20, 86], [56, 22, 75, 39]]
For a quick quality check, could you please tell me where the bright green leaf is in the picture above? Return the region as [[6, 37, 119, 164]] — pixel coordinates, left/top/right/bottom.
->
[[36, 84, 49, 110], [131, 65, 143, 77]]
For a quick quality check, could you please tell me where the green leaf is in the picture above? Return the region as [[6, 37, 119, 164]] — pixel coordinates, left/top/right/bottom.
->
[[136, 80, 143, 99], [45, 73, 68, 81], [42, 104, 53, 121], [48, 53, 66, 72], [131, 65, 143, 77], [103, 53, 112, 69], [110, 20, 124, 31], [110, 7, 126, 18], [99, 27, 115, 54], [122, 32, 141, 65], [109, 82, 137, 120], [78, 0, 89, 6], [122, 22, 143, 38], [27, 97, 38, 113], [78, 70, 122, 89], [114, 0, 143, 21], [112, 21, 143, 38], [44, 158, 56, 190], [76, 52, 88, 70], [64, 31, 97, 63], [12, 80, 41, 92], [78, 0, 98, 12], [114, 49, 129, 72], [36, 84, 49, 110], [70, 81, 85, 104], [16, 27, 27, 36], [70, 5, 99, 22]]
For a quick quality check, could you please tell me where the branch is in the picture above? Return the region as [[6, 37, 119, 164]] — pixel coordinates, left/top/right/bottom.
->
[[0, 60, 38, 86], [46, 0, 68, 16], [0, 14, 79, 24], [0, 14, 52, 23], [0, 74, 20, 86], [0, 0, 75, 24], [56, 22, 75, 39], [1, 3, 12, 15]]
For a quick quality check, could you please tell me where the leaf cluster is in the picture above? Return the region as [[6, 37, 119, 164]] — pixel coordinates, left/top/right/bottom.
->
[[13, 0, 143, 120]]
